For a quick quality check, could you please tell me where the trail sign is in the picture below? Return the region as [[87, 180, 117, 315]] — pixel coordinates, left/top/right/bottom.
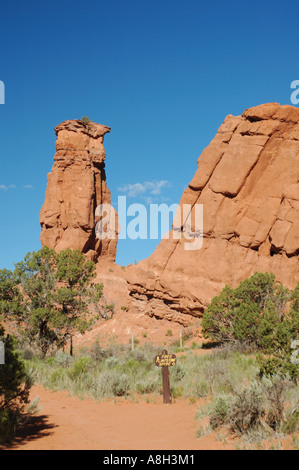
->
[[155, 349, 176, 404], [155, 353, 177, 367]]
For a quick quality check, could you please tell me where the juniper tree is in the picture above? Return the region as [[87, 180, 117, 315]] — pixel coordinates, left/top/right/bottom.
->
[[0, 247, 103, 356]]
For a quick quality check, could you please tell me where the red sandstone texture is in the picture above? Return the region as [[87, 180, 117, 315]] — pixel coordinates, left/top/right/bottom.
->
[[40, 105, 299, 325], [40, 119, 118, 262], [126, 103, 299, 322]]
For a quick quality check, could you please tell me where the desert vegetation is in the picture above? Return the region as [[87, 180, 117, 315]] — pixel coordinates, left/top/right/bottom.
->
[[19, 340, 299, 449], [0, 325, 33, 442], [0, 247, 103, 443], [80, 116, 92, 125], [202, 272, 299, 380], [0, 257, 298, 448], [0, 247, 104, 357]]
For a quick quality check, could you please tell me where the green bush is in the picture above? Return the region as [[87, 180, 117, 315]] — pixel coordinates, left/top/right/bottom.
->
[[202, 273, 299, 378], [0, 326, 32, 443], [48, 367, 66, 388], [206, 375, 298, 439], [81, 116, 92, 125], [202, 272, 293, 350], [228, 381, 266, 435], [68, 357, 92, 380], [96, 370, 130, 397], [0, 247, 104, 357], [89, 340, 107, 362], [210, 394, 235, 430], [136, 372, 160, 395], [54, 351, 74, 368]]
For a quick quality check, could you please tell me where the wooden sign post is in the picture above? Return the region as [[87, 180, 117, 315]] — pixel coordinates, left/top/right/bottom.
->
[[155, 349, 176, 404]]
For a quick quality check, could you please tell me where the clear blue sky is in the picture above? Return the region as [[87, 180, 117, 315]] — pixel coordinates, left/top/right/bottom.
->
[[0, 0, 298, 269]]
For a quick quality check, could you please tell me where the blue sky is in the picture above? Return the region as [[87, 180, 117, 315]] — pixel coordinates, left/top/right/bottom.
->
[[0, 0, 298, 269]]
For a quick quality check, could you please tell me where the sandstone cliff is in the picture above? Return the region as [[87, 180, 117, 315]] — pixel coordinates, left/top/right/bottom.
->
[[127, 103, 299, 324], [40, 119, 118, 262]]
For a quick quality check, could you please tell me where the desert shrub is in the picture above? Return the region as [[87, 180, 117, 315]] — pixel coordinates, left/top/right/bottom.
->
[[257, 283, 299, 381], [0, 248, 104, 357], [96, 370, 130, 397], [81, 116, 92, 125], [48, 367, 66, 389], [193, 381, 209, 398], [171, 386, 184, 399], [168, 349, 258, 399], [257, 353, 299, 381], [210, 394, 235, 430], [105, 356, 121, 368], [19, 345, 37, 361], [283, 409, 299, 434], [141, 342, 164, 358], [206, 375, 298, 440], [112, 374, 130, 397], [54, 351, 74, 368], [228, 381, 266, 435], [118, 358, 152, 376], [202, 273, 299, 378], [182, 326, 194, 340], [130, 349, 147, 363], [89, 340, 107, 362], [136, 372, 160, 395], [202, 272, 292, 350], [104, 342, 130, 359], [68, 357, 92, 380], [0, 326, 33, 443], [170, 363, 186, 382]]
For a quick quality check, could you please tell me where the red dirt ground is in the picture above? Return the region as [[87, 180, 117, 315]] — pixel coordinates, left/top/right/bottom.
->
[[4, 385, 236, 450]]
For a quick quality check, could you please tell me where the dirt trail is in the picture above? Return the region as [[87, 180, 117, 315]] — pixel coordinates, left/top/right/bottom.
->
[[4, 385, 235, 450]]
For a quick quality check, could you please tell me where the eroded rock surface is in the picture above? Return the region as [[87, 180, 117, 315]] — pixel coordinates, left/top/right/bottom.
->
[[40, 119, 118, 261], [127, 103, 299, 323]]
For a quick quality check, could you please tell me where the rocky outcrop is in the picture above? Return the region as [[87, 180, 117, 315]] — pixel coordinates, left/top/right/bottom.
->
[[127, 103, 299, 324], [40, 119, 118, 262]]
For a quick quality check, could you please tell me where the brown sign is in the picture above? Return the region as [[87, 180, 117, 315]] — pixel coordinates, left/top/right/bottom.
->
[[155, 349, 176, 405], [155, 353, 177, 368]]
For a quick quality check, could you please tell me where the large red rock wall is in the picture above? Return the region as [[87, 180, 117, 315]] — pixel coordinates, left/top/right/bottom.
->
[[127, 103, 299, 323]]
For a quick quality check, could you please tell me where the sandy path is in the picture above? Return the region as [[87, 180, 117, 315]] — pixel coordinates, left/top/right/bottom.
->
[[4, 385, 235, 450]]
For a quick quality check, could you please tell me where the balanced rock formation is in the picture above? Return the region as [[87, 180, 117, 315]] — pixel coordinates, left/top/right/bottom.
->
[[127, 103, 299, 324], [40, 119, 118, 262]]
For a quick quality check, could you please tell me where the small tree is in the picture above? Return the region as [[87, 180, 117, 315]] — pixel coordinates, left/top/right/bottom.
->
[[202, 272, 292, 351], [13, 247, 59, 356], [0, 247, 104, 356], [0, 325, 32, 442], [257, 282, 299, 380], [81, 116, 92, 126], [202, 273, 299, 379], [54, 248, 103, 355], [0, 269, 22, 318]]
